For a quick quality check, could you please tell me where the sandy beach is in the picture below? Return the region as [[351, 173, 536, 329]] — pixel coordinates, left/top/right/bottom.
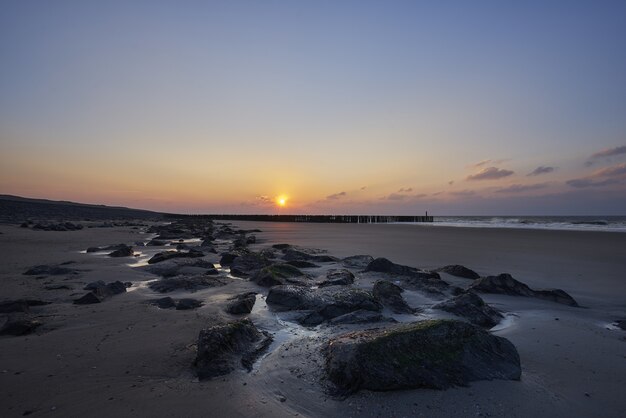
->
[[1, 220, 625, 418]]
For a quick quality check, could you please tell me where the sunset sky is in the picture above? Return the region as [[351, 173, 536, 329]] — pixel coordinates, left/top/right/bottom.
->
[[1, 1, 625, 215]]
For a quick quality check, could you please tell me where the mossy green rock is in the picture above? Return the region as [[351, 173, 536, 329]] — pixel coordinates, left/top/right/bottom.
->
[[325, 319, 521, 393], [252, 263, 304, 287]]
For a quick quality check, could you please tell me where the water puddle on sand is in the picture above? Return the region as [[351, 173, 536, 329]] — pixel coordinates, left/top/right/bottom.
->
[[250, 294, 317, 371], [126, 279, 159, 293]]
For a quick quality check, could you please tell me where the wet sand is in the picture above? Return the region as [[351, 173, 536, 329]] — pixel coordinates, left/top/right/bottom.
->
[[0, 222, 625, 417]]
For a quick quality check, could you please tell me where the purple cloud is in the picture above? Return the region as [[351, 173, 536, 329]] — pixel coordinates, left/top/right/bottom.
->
[[466, 167, 514, 181], [326, 191, 347, 200], [589, 145, 626, 160], [527, 166, 556, 176]]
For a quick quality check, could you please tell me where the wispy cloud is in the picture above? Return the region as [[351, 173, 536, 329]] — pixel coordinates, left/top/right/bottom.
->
[[471, 158, 510, 168], [527, 166, 556, 176], [466, 167, 514, 181], [360, 186, 367, 190], [589, 145, 626, 160], [448, 180, 454, 186], [326, 191, 347, 200], [567, 162, 626, 188], [381, 192, 428, 201], [495, 183, 549, 193], [398, 187, 413, 193]]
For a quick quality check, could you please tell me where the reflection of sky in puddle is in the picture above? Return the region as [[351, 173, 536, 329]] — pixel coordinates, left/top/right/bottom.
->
[[127, 279, 159, 292], [250, 294, 317, 371]]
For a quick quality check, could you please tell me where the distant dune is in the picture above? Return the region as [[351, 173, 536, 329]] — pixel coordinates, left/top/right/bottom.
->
[[0, 194, 162, 223]]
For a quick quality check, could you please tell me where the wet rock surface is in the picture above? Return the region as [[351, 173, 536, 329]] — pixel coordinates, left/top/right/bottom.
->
[[0, 319, 42, 336], [437, 265, 480, 280], [342, 255, 374, 269], [108, 244, 134, 257], [148, 249, 204, 264], [74, 281, 128, 304], [471, 274, 578, 306], [194, 319, 272, 380], [266, 285, 382, 325], [372, 280, 414, 314], [229, 253, 271, 278], [365, 258, 448, 294], [252, 264, 305, 287], [226, 292, 257, 314], [318, 269, 355, 287], [433, 292, 503, 328], [324, 319, 521, 393], [23, 264, 77, 276], [149, 275, 228, 293], [0, 299, 49, 314]]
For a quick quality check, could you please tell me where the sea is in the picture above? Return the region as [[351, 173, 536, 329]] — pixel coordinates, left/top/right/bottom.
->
[[420, 216, 626, 232]]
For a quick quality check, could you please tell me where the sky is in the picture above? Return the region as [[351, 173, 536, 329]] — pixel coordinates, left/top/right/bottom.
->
[[1, 1, 625, 215]]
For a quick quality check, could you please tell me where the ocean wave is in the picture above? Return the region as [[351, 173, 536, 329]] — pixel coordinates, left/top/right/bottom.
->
[[411, 216, 626, 232]]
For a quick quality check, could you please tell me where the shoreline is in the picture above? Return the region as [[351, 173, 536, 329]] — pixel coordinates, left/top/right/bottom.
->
[[1, 221, 625, 417]]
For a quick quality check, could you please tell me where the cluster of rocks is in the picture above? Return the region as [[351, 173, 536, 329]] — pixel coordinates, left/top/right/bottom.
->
[[86, 243, 134, 257], [24, 221, 84, 231], [23, 263, 78, 276], [148, 274, 227, 293], [74, 280, 129, 304], [0, 299, 50, 336]]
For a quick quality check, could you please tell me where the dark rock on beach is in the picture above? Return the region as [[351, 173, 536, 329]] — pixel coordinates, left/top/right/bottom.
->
[[342, 255, 374, 269], [148, 249, 204, 264], [33, 222, 83, 231], [108, 244, 134, 257], [0, 319, 42, 336], [73, 292, 102, 305], [175, 298, 203, 310], [372, 280, 414, 314], [149, 275, 228, 293], [0, 299, 49, 314], [74, 280, 127, 304], [148, 297, 177, 309], [329, 310, 386, 325], [471, 274, 578, 307], [147, 297, 202, 310], [226, 292, 257, 314], [318, 269, 355, 288], [266, 285, 381, 325], [23, 264, 76, 276], [284, 260, 319, 268], [194, 319, 272, 380], [252, 264, 305, 287], [437, 265, 480, 280], [324, 319, 521, 393], [433, 292, 503, 328], [141, 259, 217, 278], [229, 253, 271, 278]]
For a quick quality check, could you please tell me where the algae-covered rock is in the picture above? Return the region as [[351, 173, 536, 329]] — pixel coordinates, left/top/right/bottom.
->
[[194, 319, 272, 380], [252, 264, 304, 287], [318, 269, 355, 287], [437, 265, 480, 280], [324, 319, 521, 393]]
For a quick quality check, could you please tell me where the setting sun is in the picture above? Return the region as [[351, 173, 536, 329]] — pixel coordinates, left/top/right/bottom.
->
[[277, 197, 287, 207]]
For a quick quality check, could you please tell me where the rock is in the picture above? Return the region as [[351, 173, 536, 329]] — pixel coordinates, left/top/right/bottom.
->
[[329, 310, 385, 325], [194, 319, 272, 380], [437, 265, 480, 280], [0, 319, 42, 336], [433, 292, 503, 328], [272, 243, 291, 250], [73, 292, 101, 305], [282, 248, 313, 261], [324, 319, 521, 393], [246, 235, 256, 244], [266, 286, 381, 325], [284, 260, 319, 268], [470, 274, 535, 296], [23, 264, 76, 276], [372, 280, 414, 314], [141, 259, 217, 278], [219, 250, 247, 266], [226, 292, 257, 314], [33, 222, 83, 231], [45, 285, 71, 290], [229, 253, 271, 278], [318, 269, 355, 287], [175, 298, 203, 310], [149, 275, 228, 293], [342, 255, 374, 269], [148, 249, 204, 264], [614, 320, 626, 331], [86, 243, 129, 253], [108, 245, 133, 257], [0, 299, 49, 314], [84, 280, 106, 291], [147, 297, 177, 309], [252, 264, 305, 287], [312, 255, 339, 262], [470, 274, 578, 307], [146, 239, 167, 246], [365, 258, 446, 294], [533, 289, 579, 307]]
